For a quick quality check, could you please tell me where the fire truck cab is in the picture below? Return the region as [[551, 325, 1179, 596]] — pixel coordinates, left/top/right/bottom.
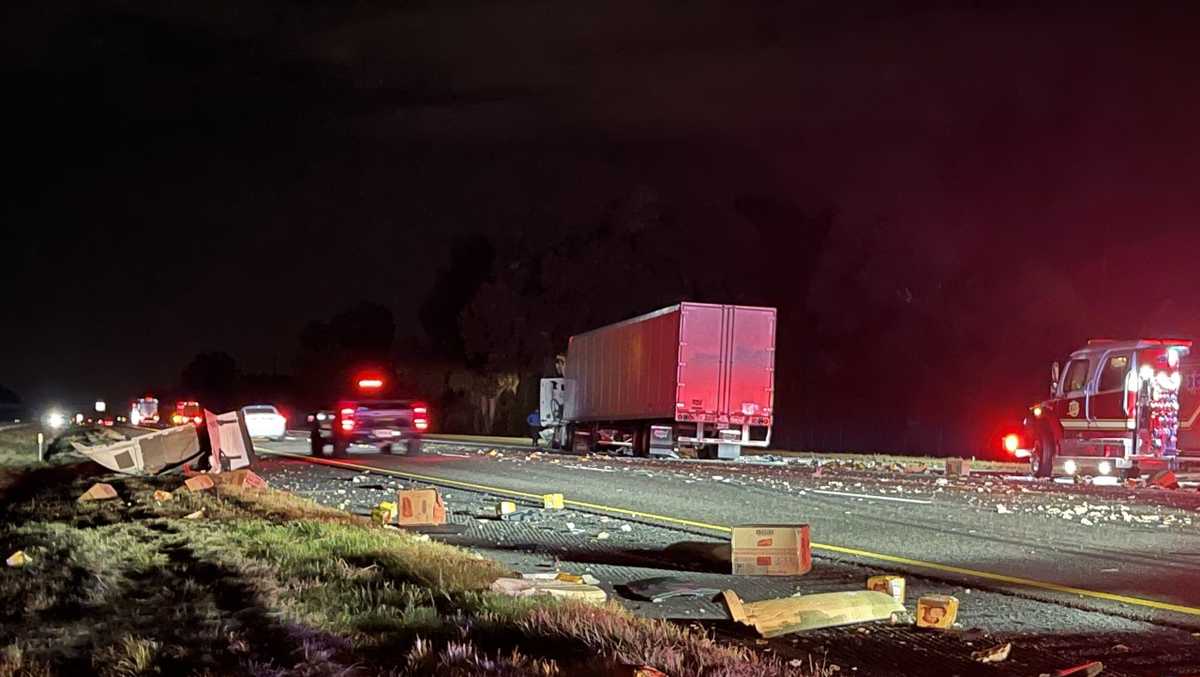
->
[[1022, 338, 1191, 479]]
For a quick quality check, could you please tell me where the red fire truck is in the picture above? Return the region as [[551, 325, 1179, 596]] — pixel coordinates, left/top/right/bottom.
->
[[1011, 338, 1193, 479]]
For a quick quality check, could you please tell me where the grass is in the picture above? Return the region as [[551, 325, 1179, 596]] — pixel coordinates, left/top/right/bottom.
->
[[0, 465, 820, 676]]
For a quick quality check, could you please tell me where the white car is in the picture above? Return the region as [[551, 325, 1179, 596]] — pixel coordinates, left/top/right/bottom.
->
[[241, 405, 287, 441]]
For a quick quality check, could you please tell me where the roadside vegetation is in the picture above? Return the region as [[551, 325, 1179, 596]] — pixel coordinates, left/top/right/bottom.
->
[[0, 464, 811, 676]]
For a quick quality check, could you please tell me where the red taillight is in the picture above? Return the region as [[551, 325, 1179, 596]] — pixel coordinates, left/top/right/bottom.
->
[[414, 419, 429, 431], [340, 407, 355, 416], [1002, 433, 1020, 454], [193, 416, 203, 425], [340, 419, 355, 431], [357, 378, 383, 390], [413, 406, 427, 415]]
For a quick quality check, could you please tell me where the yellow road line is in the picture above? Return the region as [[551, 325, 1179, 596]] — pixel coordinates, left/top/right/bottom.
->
[[259, 447, 1200, 618]]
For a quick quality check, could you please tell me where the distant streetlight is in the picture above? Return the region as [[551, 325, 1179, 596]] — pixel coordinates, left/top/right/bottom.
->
[[95, 400, 107, 413]]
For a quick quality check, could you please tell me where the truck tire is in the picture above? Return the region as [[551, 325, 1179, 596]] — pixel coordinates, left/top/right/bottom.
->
[[380, 443, 393, 455], [310, 430, 324, 456], [332, 438, 349, 458], [1032, 432, 1055, 478], [406, 437, 423, 455], [632, 425, 650, 458]]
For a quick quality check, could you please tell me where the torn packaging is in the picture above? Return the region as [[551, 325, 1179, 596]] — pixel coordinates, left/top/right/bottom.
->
[[490, 577, 607, 605], [205, 409, 257, 472], [78, 483, 119, 502], [73, 426, 201, 475], [723, 589, 904, 637], [213, 468, 267, 489]]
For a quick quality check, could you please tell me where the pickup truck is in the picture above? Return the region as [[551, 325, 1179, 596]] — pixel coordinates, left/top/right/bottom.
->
[[307, 373, 430, 457]]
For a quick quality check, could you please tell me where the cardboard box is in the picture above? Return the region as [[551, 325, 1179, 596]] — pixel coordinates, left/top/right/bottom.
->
[[944, 458, 971, 477], [866, 575, 906, 605], [78, 483, 119, 502], [184, 475, 215, 492], [214, 469, 267, 490], [916, 594, 959, 629], [731, 524, 811, 576], [371, 501, 398, 526], [495, 501, 517, 516], [542, 493, 564, 510], [397, 488, 446, 526]]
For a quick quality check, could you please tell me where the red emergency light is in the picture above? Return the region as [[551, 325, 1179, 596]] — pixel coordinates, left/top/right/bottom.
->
[[357, 377, 384, 390]]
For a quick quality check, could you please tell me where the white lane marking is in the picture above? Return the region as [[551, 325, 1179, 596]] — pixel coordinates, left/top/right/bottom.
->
[[810, 489, 933, 505], [437, 452, 472, 458]]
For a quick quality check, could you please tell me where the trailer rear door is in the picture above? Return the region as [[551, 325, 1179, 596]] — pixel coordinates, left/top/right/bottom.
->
[[676, 303, 776, 424], [725, 306, 776, 424], [676, 303, 725, 422]]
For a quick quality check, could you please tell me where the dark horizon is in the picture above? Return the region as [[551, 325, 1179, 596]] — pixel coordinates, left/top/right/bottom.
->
[[5, 2, 1200, 453]]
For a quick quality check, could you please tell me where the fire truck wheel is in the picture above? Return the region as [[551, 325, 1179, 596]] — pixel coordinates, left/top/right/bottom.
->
[[309, 430, 324, 456], [1032, 434, 1055, 479]]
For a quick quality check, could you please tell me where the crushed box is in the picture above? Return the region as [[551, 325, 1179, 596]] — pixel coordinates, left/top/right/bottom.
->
[[731, 524, 811, 576], [916, 594, 959, 629]]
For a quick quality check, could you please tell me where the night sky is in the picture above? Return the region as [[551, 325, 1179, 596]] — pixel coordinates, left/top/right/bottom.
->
[[4, 3, 1200, 450]]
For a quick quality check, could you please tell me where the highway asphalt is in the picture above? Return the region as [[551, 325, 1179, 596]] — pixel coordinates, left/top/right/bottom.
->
[[253, 437, 1200, 675]]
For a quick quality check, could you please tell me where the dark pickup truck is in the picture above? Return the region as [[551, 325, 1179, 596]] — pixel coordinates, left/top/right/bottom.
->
[[309, 398, 430, 457]]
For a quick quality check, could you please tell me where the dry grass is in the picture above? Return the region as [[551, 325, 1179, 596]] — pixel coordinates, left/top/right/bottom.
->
[[0, 469, 826, 676]]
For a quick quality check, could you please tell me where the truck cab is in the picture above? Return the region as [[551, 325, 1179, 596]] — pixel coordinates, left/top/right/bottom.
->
[[1025, 338, 1191, 479], [308, 372, 430, 458]]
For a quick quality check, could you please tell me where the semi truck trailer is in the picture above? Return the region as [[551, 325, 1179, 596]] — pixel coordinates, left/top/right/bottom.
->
[[540, 302, 776, 459]]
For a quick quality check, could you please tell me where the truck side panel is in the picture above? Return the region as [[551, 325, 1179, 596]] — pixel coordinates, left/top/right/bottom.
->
[[565, 306, 681, 422]]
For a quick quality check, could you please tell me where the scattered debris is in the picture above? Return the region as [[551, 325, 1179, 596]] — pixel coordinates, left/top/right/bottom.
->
[[183, 509, 204, 520], [866, 575, 906, 605], [542, 493, 564, 510], [596, 531, 610, 540], [495, 500, 517, 516], [499, 508, 541, 522], [184, 474, 216, 492], [631, 666, 669, 677], [78, 482, 119, 502], [1039, 660, 1104, 677], [723, 589, 904, 637], [945, 458, 972, 477], [152, 490, 172, 502], [371, 501, 398, 526], [6, 550, 30, 568], [214, 468, 267, 489], [490, 577, 607, 604], [916, 595, 959, 629], [397, 488, 446, 526], [731, 524, 811, 575], [522, 572, 600, 585], [624, 577, 722, 603], [71, 425, 202, 475], [1148, 470, 1179, 490], [996, 504, 1012, 514], [972, 642, 1012, 663]]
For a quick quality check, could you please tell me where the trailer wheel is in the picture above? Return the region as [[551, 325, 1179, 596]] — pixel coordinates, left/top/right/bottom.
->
[[1032, 433, 1055, 478], [632, 425, 650, 457]]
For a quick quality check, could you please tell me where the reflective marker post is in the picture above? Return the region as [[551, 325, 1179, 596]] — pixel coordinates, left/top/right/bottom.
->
[[37, 433, 44, 462]]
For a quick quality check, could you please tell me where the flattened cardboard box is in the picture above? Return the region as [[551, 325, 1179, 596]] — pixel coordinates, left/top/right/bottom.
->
[[397, 488, 446, 526], [731, 524, 811, 576]]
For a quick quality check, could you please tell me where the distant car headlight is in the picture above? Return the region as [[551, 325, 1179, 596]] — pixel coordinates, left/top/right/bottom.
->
[[46, 411, 66, 430], [316, 413, 327, 421]]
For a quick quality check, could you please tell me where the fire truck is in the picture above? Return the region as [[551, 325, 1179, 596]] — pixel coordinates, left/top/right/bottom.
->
[[1011, 338, 1193, 479]]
